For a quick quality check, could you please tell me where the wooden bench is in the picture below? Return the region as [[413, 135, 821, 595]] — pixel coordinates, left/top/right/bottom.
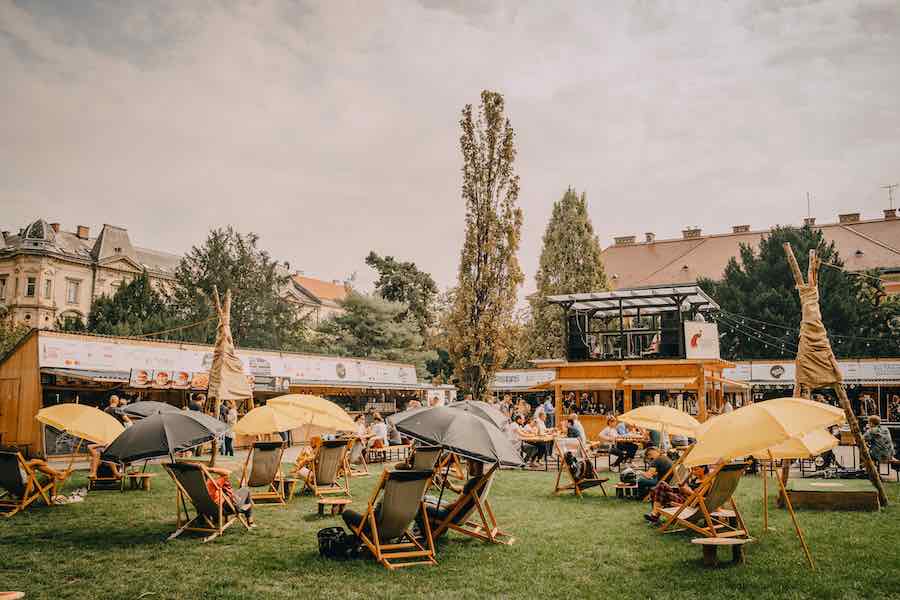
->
[[317, 497, 352, 516], [367, 444, 411, 464], [691, 537, 752, 566], [124, 472, 157, 491]]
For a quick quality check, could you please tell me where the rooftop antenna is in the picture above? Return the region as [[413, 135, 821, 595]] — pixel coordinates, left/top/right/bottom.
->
[[883, 183, 898, 210]]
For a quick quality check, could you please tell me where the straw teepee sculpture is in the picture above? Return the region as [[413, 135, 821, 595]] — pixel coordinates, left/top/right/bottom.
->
[[783, 243, 888, 507], [207, 286, 252, 465]]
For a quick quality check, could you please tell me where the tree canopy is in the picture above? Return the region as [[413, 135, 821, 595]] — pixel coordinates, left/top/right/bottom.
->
[[365, 251, 438, 337], [445, 90, 524, 400], [88, 271, 180, 337], [311, 291, 436, 377], [169, 227, 307, 349], [700, 225, 900, 359], [525, 187, 607, 359]]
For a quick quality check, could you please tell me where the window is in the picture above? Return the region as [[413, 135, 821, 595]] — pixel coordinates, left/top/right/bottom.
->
[[25, 277, 36, 297], [66, 280, 81, 305], [43, 279, 52, 300], [0, 276, 6, 301]]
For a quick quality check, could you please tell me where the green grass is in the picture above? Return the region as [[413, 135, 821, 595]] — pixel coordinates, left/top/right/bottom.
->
[[3, 466, 900, 600]]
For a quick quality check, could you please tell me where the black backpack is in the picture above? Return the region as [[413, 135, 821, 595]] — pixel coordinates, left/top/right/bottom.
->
[[317, 527, 361, 560]]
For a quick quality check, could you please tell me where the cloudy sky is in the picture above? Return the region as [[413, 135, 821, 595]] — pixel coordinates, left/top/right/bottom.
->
[[2, 0, 899, 295]]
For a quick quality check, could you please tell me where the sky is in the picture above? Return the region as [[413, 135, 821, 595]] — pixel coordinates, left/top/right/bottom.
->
[[2, 0, 899, 296]]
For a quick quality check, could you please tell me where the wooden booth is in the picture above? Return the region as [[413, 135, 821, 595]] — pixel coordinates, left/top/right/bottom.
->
[[536, 285, 746, 439], [0, 329, 449, 458]]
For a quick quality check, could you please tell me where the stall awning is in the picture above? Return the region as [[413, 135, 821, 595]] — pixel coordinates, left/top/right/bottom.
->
[[621, 377, 697, 389], [289, 380, 427, 391], [42, 368, 131, 383], [536, 378, 621, 390], [707, 375, 751, 390]]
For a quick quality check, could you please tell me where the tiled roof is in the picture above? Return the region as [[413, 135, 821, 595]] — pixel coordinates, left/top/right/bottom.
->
[[292, 275, 349, 305], [602, 216, 900, 289]]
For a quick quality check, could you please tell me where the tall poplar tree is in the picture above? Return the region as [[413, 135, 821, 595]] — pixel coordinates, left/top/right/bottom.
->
[[526, 187, 607, 359], [445, 90, 524, 400]]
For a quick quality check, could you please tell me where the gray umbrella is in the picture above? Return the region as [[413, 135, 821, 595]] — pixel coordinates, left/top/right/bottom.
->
[[120, 400, 180, 419], [102, 411, 228, 464], [390, 405, 522, 467], [446, 400, 507, 430]]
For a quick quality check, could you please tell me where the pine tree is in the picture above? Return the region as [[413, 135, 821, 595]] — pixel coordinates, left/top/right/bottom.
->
[[526, 187, 607, 359], [445, 90, 524, 400]]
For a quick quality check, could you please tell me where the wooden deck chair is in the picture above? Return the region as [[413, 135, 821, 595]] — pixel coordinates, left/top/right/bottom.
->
[[89, 461, 123, 491], [397, 445, 443, 471], [659, 462, 749, 539], [0, 449, 60, 517], [433, 452, 466, 493], [643, 445, 694, 502], [296, 439, 350, 498], [344, 437, 370, 478], [341, 469, 437, 570], [240, 441, 286, 506], [163, 462, 251, 543], [553, 437, 609, 497], [425, 463, 513, 545]]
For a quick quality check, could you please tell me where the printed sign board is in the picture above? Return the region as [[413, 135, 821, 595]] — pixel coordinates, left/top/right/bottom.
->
[[683, 321, 720, 360]]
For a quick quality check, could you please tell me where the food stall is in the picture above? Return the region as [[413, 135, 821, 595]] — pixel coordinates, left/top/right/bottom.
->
[[0, 329, 452, 458]]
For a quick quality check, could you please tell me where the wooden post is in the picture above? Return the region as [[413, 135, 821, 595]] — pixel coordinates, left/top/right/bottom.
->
[[623, 385, 632, 412], [697, 367, 708, 422], [783, 243, 888, 508], [770, 450, 815, 570], [762, 460, 769, 532]]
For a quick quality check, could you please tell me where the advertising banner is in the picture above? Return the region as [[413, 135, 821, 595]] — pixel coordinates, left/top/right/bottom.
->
[[684, 321, 720, 360]]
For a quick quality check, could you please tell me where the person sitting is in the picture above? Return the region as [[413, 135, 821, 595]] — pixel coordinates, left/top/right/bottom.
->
[[387, 419, 404, 446], [863, 415, 899, 472], [645, 465, 707, 523], [207, 466, 255, 527], [368, 415, 388, 449], [565, 418, 581, 440], [636, 446, 672, 500], [570, 414, 587, 444], [603, 418, 638, 468]]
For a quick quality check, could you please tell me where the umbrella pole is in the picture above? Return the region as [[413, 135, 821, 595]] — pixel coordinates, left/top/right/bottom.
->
[[65, 438, 83, 475], [762, 460, 770, 533], [435, 453, 452, 510], [770, 450, 814, 570]]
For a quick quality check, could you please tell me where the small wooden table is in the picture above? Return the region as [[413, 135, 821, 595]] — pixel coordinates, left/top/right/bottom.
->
[[691, 537, 752, 566], [124, 472, 156, 491], [317, 497, 352, 516]]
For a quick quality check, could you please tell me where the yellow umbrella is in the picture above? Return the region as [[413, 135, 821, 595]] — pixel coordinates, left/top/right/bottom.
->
[[685, 398, 845, 468], [618, 405, 700, 437], [36, 404, 124, 446], [233, 404, 307, 436], [267, 394, 356, 432], [752, 428, 838, 461]]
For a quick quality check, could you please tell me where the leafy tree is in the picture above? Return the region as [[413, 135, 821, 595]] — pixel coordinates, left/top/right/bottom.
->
[[365, 251, 438, 336], [525, 187, 607, 359], [87, 272, 179, 337], [0, 309, 29, 357], [311, 291, 436, 377], [445, 90, 524, 400], [700, 225, 900, 359], [169, 227, 307, 349]]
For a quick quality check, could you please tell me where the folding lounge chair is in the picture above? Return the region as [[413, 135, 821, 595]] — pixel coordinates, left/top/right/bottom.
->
[[89, 461, 123, 491], [296, 439, 351, 498], [553, 437, 609, 497], [659, 462, 749, 539], [396, 445, 442, 471], [425, 463, 514, 545], [240, 441, 286, 506], [0, 449, 61, 517], [341, 469, 437, 570], [163, 462, 251, 543]]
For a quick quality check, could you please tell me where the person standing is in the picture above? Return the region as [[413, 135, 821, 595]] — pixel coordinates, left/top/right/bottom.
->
[[542, 396, 556, 428], [223, 399, 237, 457]]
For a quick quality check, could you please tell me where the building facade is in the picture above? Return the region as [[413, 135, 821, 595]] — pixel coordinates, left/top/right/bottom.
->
[[0, 219, 348, 329], [600, 209, 900, 295]]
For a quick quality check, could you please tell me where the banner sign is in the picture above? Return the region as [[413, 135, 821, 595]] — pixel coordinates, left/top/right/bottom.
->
[[684, 321, 720, 360], [38, 334, 418, 388], [491, 370, 556, 390]]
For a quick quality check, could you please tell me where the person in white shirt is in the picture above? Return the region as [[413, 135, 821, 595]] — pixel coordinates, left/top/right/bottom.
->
[[723, 400, 734, 413], [571, 414, 587, 443], [369, 416, 388, 448]]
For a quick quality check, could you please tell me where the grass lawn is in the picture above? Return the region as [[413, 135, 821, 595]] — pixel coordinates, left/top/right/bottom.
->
[[3, 465, 900, 600]]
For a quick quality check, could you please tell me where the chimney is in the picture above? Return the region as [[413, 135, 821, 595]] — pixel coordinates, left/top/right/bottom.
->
[[49, 223, 60, 233], [682, 227, 702, 240], [838, 212, 860, 224], [76, 225, 90, 239], [732, 225, 750, 234], [884, 209, 897, 220], [644, 232, 656, 243], [803, 217, 816, 227], [614, 235, 636, 246]]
